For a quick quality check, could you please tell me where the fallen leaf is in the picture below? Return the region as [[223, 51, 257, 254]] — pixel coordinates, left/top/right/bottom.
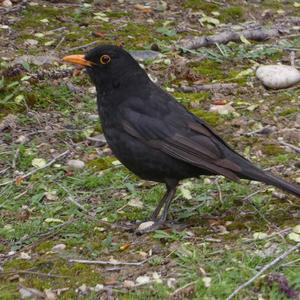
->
[[202, 276, 211, 288], [134, 4, 152, 13], [32, 158, 46, 168], [127, 198, 143, 208], [123, 280, 135, 288], [51, 244, 66, 252], [292, 225, 300, 234], [199, 15, 220, 26], [288, 232, 300, 242], [136, 275, 151, 285], [19, 252, 31, 260], [253, 232, 268, 240], [44, 218, 64, 224]]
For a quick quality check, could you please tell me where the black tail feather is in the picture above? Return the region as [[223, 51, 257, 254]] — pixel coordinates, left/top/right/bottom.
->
[[240, 164, 300, 198]]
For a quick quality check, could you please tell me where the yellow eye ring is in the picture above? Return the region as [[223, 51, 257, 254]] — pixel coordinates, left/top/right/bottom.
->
[[100, 54, 111, 64]]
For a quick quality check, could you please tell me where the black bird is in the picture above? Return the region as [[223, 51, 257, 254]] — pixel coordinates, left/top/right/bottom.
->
[[64, 45, 300, 232]]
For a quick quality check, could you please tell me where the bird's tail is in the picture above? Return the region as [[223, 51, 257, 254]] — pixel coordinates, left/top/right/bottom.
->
[[239, 162, 300, 198]]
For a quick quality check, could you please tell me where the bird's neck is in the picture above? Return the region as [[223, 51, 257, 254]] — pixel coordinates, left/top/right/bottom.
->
[[95, 69, 151, 121], [96, 68, 149, 95]]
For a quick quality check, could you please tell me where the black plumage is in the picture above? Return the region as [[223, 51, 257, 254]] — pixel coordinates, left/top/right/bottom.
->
[[64, 45, 300, 232]]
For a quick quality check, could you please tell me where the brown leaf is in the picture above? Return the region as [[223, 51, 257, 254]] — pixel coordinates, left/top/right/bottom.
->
[[134, 4, 152, 13]]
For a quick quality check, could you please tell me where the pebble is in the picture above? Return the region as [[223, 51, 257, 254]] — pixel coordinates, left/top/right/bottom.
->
[[87, 134, 107, 147], [67, 159, 85, 169], [16, 135, 28, 144], [256, 65, 300, 89], [209, 103, 235, 115], [24, 39, 38, 47], [137, 221, 155, 232], [2, 0, 12, 7], [51, 243, 66, 252], [86, 114, 99, 121], [130, 50, 161, 61]]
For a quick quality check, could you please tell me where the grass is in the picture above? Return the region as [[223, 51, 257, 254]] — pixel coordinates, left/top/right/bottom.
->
[[1, 0, 300, 299]]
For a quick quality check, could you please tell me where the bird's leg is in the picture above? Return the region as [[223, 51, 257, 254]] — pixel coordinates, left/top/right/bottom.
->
[[137, 180, 178, 233], [150, 192, 169, 221], [155, 185, 176, 224]]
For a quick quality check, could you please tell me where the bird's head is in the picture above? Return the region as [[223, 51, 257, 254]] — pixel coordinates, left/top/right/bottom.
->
[[63, 45, 146, 90]]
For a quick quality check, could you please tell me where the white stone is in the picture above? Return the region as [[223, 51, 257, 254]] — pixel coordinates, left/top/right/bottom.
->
[[2, 0, 12, 7], [137, 221, 155, 232], [51, 243, 66, 252], [67, 159, 85, 169], [256, 65, 300, 89]]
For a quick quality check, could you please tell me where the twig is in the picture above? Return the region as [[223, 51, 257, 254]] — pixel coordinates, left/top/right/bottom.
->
[[214, 178, 223, 204], [243, 228, 291, 243], [68, 41, 99, 52], [180, 83, 238, 93], [0, 150, 69, 187], [169, 281, 197, 300], [0, 270, 69, 279], [12, 148, 20, 169], [178, 28, 280, 50], [226, 242, 300, 300], [241, 188, 267, 203], [55, 36, 65, 50], [0, 167, 9, 175], [69, 258, 148, 266], [55, 181, 88, 212], [278, 140, 300, 154]]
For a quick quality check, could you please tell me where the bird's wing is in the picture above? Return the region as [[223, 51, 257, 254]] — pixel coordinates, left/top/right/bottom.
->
[[120, 95, 242, 181]]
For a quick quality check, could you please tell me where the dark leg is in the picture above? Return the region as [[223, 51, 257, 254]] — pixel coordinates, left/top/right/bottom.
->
[[137, 179, 178, 233], [150, 192, 168, 220]]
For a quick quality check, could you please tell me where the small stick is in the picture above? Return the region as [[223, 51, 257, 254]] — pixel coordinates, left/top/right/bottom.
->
[[226, 242, 300, 300], [55, 181, 87, 212], [0, 167, 9, 175], [180, 83, 238, 93], [0, 150, 69, 187], [55, 36, 65, 50], [69, 258, 148, 266], [278, 140, 300, 154], [12, 148, 20, 169], [68, 41, 98, 52], [1, 270, 69, 279]]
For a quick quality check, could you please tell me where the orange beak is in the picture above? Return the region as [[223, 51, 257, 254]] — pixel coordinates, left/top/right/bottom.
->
[[63, 54, 93, 67]]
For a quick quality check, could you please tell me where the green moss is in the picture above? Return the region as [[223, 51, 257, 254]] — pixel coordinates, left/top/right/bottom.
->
[[118, 22, 153, 45], [106, 11, 130, 18], [13, 5, 67, 30], [192, 60, 224, 80], [190, 109, 221, 126], [279, 108, 298, 116], [262, 144, 285, 156], [86, 157, 116, 171], [4, 259, 34, 271], [35, 241, 55, 253], [219, 6, 244, 23], [173, 91, 211, 107], [183, 0, 218, 12]]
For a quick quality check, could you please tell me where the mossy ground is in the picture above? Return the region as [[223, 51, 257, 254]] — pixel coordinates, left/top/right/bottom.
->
[[1, 0, 300, 299]]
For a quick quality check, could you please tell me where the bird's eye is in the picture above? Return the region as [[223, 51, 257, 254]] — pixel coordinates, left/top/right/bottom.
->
[[99, 54, 111, 65]]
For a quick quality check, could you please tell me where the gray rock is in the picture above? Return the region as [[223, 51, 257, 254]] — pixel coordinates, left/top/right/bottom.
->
[[87, 134, 106, 147], [130, 50, 161, 61], [67, 159, 85, 169]]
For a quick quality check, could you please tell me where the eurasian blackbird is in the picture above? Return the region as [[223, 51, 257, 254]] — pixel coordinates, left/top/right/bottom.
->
[[64, 45, 300, 232]]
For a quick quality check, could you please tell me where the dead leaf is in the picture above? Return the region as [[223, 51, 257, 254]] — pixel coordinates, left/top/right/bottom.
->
[[134, 4, 152, 13]]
